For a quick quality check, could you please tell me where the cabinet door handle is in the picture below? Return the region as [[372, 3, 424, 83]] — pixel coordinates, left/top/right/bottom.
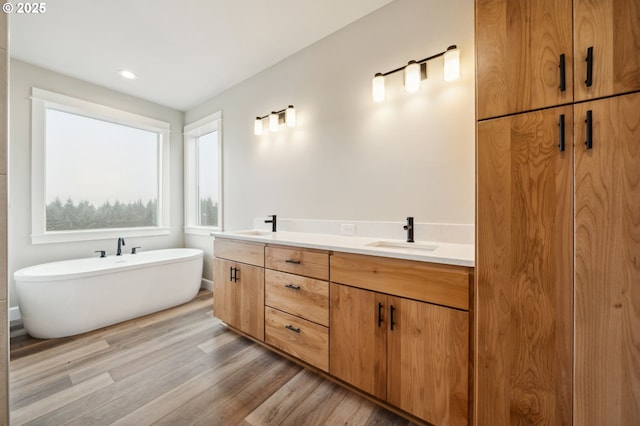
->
[[229, 266, 234, 282], [285, 284, 301, 291], [558, 114, 566, 152], [285, 259, 301, 265], [390, 305, 396, 331], [585, 46, 594, 87], [559, 53, 566, 92], [378, 302, 383, 328], [585, 110, 593, 150], [285, 325, 301, 333]]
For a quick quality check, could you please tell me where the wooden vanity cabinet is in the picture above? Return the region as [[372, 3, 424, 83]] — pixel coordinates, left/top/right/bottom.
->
[[330, 252, 472, 426], [213, 238, 265, 341], [264, 245, 330, 371]]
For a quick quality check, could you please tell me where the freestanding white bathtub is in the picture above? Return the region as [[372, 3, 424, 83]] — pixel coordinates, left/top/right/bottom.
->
[[14, 248, 204, 339]]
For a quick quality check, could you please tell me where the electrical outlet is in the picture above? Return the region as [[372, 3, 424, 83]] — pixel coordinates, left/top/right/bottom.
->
[[340, 223, 355, 236]]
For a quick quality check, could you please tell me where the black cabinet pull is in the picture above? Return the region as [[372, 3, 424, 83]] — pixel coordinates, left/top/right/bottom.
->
[[585, 110, 593, 150], [558, 114, 566, 152], [559, 53, 566, 92], [585, 46, 594, 87], [229, 266, 234, 282], [390, 305, 396, 331], [285, 284, 301, 291], [285, 259, 301, 265], [285, 325, 301, 333], [378, 302, 383, 327]]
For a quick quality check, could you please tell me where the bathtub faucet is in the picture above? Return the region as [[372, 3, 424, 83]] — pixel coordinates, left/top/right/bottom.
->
[[116, 237, 126, 256]]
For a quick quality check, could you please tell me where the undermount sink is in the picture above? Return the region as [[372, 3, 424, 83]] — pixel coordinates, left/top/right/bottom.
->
[[366, 240, 438, 252], [233, 230, 273, 236]]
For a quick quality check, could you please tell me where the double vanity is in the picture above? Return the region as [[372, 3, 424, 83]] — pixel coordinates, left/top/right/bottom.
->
[[212, 228, 473, 426]]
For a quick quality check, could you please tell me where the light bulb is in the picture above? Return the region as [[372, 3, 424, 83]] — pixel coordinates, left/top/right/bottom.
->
[[404, 61, 421, 93], [254, 117, 263, 135], [444, 46, 460, 81], [269, 112, 279, 132], [372, 73, 385, 102], [285, 105, 296, 128]]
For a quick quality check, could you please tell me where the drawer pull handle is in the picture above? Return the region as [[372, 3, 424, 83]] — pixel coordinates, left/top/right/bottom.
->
[[378, 302, 383, 327], [285, 259, 301, 264], [585, 110, 593, 150], [285, 284, 301, 291], [390, 305, 396, 331], [585, 46, 593, 87], [285, 325, 301, 333], [558, 114, 566, 152], [559, 53, 566, 92]]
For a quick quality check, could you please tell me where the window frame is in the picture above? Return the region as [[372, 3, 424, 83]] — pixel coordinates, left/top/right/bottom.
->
[[183, 111, 223, 236], [31, 87, 171, 244]]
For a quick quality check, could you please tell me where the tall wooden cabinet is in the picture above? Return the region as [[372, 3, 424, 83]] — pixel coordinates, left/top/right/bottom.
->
[[476, 0, 640, 424], [476, 106, 574, 425], [573, 93, 640, 425]]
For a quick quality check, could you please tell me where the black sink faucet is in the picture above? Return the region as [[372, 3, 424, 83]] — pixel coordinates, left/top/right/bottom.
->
[[265, 215, 277, 232], [116, 237, 126, 256], [403, 217, 414, 243]]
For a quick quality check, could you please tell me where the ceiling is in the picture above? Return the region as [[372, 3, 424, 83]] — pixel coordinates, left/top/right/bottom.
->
[[9, 0, 393, 111]]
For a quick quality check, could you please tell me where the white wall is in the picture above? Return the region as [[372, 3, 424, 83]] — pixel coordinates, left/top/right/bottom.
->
[[8, 59, 185, 307], [185, 0, 476, 279]]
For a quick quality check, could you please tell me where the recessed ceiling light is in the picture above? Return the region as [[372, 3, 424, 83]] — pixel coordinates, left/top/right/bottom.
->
[[118, 70, 137, 80]]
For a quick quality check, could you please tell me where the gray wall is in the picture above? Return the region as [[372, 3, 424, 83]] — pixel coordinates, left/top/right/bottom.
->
[[185, 0, 476, 280], [8, 60, 185, 307]]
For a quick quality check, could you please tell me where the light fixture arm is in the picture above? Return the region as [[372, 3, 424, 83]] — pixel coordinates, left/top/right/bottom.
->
[[254, 105, 296, 135], [378, 45, 457, 77]]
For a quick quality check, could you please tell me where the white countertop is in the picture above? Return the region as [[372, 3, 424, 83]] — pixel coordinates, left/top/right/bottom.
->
[[212, 230, 474, 267]]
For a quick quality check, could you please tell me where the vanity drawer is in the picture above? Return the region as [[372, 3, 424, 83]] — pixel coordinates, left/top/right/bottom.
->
[[265, 246, 329, 280], [214, 238, 264, 267], [265, 270, 329, 326], [265, 306, 329, 372], [330, 252, 471, 310]]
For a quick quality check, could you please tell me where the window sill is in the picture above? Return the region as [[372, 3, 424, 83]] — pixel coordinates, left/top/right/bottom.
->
[[183, 226, 219, 237], [31, 227, 170, 245]]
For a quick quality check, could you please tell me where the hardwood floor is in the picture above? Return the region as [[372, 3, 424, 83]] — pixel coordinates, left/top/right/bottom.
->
[[10, 290, 414, 425]]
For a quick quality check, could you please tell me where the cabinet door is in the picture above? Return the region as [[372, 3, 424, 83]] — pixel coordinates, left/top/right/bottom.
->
[[574, 92, 640, 425], [476, 106, 574, 425], [574, 0, 640, 101], [476, 0, 573, 119], [387, 297, 469, 426], [329, 283, 386, 400], [236, 263, 265, 341], [213, 258, 237, 327]]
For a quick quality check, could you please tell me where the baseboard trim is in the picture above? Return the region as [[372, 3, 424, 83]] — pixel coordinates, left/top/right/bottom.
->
[[9, 306, 21, 322], [200, 278, 213, 291]]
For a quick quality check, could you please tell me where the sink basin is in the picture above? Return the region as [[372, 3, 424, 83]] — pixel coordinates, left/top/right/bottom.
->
[[233, 230, 273, 236], [366, 241, 438, 252]]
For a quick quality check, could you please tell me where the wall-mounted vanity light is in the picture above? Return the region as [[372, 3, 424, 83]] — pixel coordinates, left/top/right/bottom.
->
[[254, 105, 296, 135], [372, 45, 460, 102]]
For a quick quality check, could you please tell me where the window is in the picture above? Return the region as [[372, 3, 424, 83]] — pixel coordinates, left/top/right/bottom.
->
[[184, 112, 223, 235], [31, 88, 171, 243]]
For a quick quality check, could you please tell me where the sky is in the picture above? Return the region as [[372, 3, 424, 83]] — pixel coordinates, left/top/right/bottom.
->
[[197, 130, 218, 203], [45, 109, 159, 206]]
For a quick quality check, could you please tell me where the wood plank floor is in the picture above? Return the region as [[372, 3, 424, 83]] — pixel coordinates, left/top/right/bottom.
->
[[10, 290, 415, 425]]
